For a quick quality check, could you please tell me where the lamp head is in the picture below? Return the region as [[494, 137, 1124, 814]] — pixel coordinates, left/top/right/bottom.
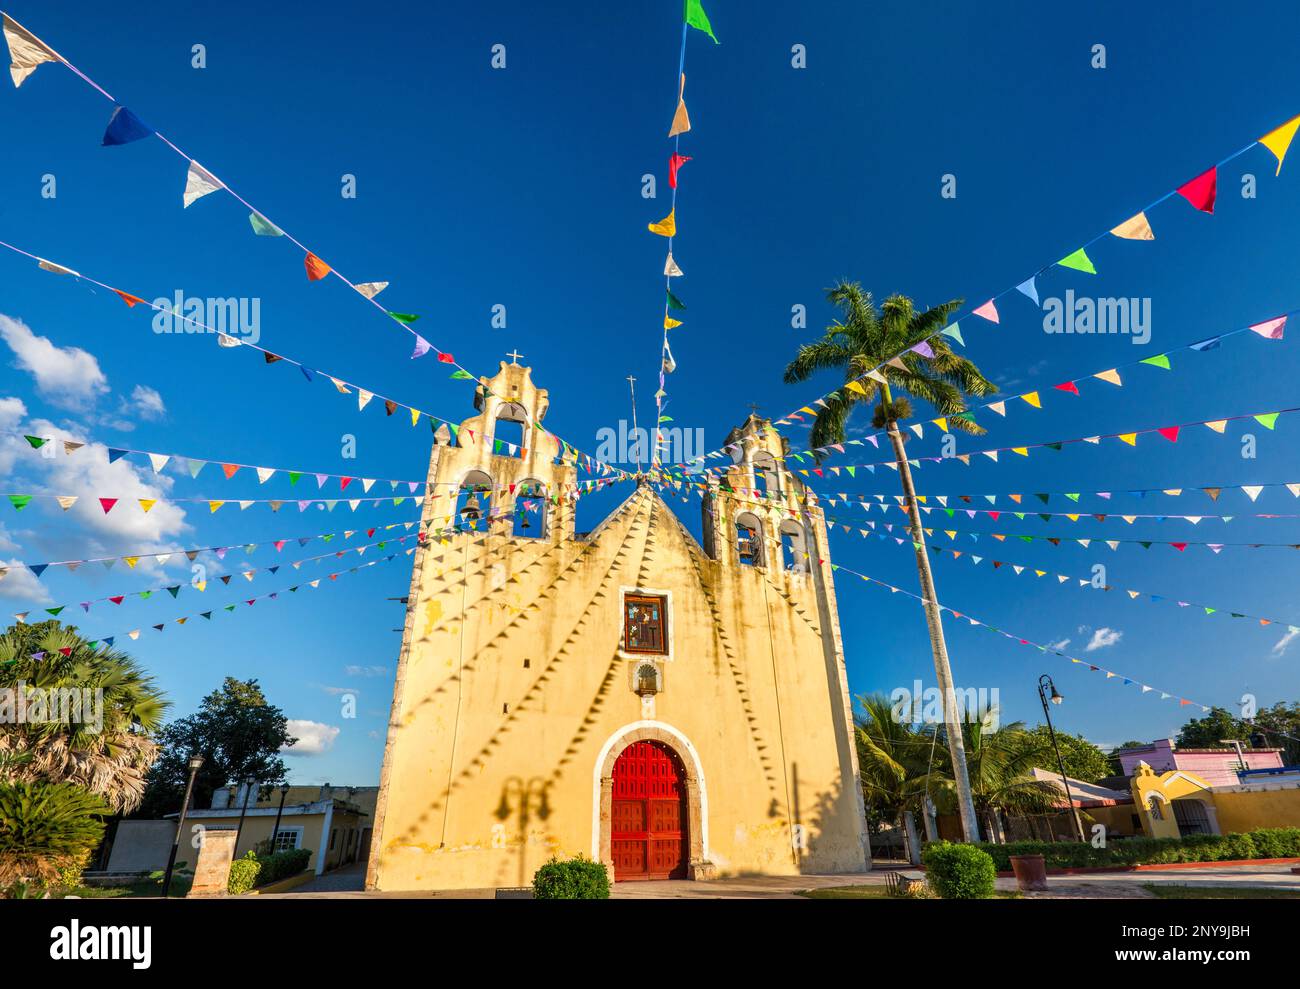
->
[[187, 753, 205, 772]]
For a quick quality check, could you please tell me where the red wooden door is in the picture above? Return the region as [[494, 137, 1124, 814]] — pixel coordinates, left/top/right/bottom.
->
[[610, 740, 687, 881]]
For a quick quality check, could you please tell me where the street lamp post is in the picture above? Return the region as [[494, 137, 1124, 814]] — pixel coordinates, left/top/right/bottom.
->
[[270, 784, 292, 855], [1038, 674, 1086, 842], [162, 753, 204, 898]]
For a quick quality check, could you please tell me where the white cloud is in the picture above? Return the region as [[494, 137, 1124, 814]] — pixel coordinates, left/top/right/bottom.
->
[[1085, 627, 1123, 652], [0, 559, 53, 606], [282, 719, 340, 757], [343, 664, 388, 677], [0, 314, 109, 409], [1272, 627, 1300, 657], [1047, 638, 1071, 652], [125, 384, 166, 421]]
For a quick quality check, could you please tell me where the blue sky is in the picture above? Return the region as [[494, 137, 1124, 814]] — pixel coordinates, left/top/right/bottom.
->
[[2, 0, 1299, 783]]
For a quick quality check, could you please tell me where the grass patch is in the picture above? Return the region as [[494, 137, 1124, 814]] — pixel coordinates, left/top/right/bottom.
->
[[1142, 884, 1300, 900], [800, 885, 1020, 900]]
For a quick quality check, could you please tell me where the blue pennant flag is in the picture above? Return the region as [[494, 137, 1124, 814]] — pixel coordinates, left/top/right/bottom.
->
[[102, 106, 155, 146]]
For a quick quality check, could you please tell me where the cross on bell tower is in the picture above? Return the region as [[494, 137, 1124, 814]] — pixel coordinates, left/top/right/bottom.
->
[[507, 349, 524, 365]]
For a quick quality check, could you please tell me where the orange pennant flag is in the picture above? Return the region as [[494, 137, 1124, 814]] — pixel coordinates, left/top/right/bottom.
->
[[114, 289, 147, 307], [1110, 211, 1155, 241], [304, 252, 332, 281]]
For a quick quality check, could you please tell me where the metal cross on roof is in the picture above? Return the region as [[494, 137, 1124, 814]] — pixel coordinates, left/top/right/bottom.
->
[[507, 349, 524, 365]]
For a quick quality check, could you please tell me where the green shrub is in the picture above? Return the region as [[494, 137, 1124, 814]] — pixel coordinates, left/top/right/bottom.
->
[[255, 848, 311, 885], [0, 781, 108, 889], [971, 826, 1300, 872], [532, 856, 610, 899], [227, 850, 262, 894], [921, 841, 996, 899]]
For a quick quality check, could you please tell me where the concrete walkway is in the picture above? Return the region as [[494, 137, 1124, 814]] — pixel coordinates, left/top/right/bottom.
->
[[1002, 863, 1300, 899], [610, 872, 887, 899]]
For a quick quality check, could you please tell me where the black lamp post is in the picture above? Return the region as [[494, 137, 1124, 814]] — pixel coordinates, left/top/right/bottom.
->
[[163, 753, 204, 898], [1038, 674, 1086, 842], [270, 783, 292, 854]]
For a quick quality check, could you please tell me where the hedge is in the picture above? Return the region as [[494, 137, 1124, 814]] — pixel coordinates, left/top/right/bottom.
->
[[971, 827, 1300, 872], [920, 841, 996, 899], [532, 856, 610, 899], [227, 847, 314, 894]]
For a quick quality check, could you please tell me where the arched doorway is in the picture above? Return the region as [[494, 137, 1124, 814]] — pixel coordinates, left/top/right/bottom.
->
[[610, 740, 688, 881]]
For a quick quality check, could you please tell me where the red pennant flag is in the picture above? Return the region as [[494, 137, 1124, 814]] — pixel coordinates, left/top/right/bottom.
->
[[384, 400, 397, 416], [1054, 381, 1079, 395], [1177, 166, 1217, 214], [1157, 426, 1180, 443], [437, 352, 454, 364], [114, 289, 146, 307], [340, 477, 353, 490], [60, 647, 73, 657], [1171, 542, 1188, 551], [304, 252, 332, 281], [222, 463, 240, 478], [109, 596, 125, 605], [99, 498, 118, 514], [669, 153, 692, 188]]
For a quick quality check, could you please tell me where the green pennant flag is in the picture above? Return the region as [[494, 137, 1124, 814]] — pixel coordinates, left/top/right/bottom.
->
[[8, 495, 32, 511], [1044, 442, 1063, 452], [450, 369, 474, 380], [1057, 247, 1097, 274], [684, 0, 719, 43], [24, 436, 45, 449], [666, 289, 687, 311], [388, 312, 420, 324], [1035, 493, 1050, 504], [249, 212, 284, 237], [289, 472, 302, 486], [1141, 354, 1171, 369], [46, 606, 64, 616], [1254, 412, 1279, 430]]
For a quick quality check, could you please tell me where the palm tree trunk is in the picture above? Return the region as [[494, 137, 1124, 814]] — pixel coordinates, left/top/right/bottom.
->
[[884, 409, 981, 843], [901, 810, 921, 865]]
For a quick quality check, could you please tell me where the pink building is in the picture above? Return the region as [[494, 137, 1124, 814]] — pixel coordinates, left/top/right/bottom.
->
[[1114, 738, 1285, 787]]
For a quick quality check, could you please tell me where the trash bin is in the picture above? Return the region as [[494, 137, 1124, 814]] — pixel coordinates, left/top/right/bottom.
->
[[1009, 853, 1049, 892]]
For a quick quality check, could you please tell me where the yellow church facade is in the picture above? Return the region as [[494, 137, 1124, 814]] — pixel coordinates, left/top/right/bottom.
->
[[366, 362, 870, 890]]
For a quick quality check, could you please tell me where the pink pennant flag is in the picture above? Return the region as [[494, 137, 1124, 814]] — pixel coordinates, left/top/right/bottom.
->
[[972, 299, 1000, 323], [1249, 315, 1287, 340], [1176, 166, 1217, 214]]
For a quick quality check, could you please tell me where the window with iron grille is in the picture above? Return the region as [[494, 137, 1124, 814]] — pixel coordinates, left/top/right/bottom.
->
[[623, 594, 668, 655]]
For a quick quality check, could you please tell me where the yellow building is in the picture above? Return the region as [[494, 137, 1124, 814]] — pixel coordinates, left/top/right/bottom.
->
[[366, 362, 870, 891]]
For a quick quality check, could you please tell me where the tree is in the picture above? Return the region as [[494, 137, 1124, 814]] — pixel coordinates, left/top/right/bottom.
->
[[854, 694, 941, 864], [1176, 702, 1300, 765], [1021, 725, 1112, 783], [0, 780, 109, 889], [785, 285, 997, 841], [136, 678, 296, 818], [0, 620, 167, 814], [930, 709, 1062, 843]]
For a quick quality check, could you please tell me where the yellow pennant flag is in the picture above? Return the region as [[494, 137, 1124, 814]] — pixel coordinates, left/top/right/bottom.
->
[[1118, 433, 1137, 446], [209, 500, 225, 513], [1012, 447, 1029, 457], [138, 499, 156, 513], [648, 209, 676, 237], [1260, 114, 1300, 175], [1110, 211, 1155, 240], [845, 380, 868, 395], [124, 557, 139, 569], [411, 408, 421, 427], [1020, 392, 1041, 408], [664, 316, 683, 329]]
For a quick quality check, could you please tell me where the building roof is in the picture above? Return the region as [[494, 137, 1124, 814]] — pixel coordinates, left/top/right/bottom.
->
[[1030, 768, 1133, 808]]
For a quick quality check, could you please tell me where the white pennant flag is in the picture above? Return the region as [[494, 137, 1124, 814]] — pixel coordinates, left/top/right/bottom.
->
[[183, 160, 224, 207], [148, 453, 170, 473], [664, 252, 684, 277], [257, 467, 276, 484], [4, 14, 58, 88], [37, 258, 79, 277], [355, 282, 388, 299], [358, 389, 374, 411]]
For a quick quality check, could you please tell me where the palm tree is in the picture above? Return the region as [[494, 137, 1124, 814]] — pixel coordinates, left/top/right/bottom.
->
[[854, 694, 942, 864], [0, 620, 168, 814], [785, 285, 997, 842], [930, 709, 1063, 842]]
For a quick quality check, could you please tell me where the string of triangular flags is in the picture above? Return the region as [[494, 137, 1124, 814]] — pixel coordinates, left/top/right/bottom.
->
[[4, 492, 422, 516], [13, 532, 424, 623], [829, 560, 1216, 712], [776, 404, 1297, 478], [0, 13, 626, 480], [646, 0, 719, 465], [55, 546, 418, 656], [0, 235, 623, 481], [665, 104, 1300, 469], [768, 313, 1289, 469], [810, 480, 1300, 508], [11, 431, 430, 492], [913, 539, 1300, 634], [1, 519, 421, 583], [819, 499, 1296, 526]]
